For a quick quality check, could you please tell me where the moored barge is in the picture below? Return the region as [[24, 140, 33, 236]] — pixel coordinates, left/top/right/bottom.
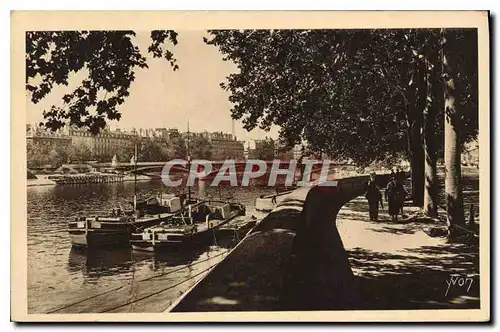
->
[[68, 193, 185, 248], [130, 201, 246, 251]]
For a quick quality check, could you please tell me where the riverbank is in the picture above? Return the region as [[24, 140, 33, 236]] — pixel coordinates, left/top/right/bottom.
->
[[27, 177, 57, 187]]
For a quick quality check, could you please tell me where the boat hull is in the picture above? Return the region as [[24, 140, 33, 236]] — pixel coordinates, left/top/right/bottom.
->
[[130, 231, 214, 252], [130, 201, 246, 251], [69, 230, 131, 248], [68, 214, 172, 248]]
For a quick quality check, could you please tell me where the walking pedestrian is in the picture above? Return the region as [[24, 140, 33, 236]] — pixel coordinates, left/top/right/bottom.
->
[[397, 168, 406, 182], [365, 172, 383, 221], [396, 170, 406, 215], [272, 187, 279, 205], [385, 175, 407, 221]]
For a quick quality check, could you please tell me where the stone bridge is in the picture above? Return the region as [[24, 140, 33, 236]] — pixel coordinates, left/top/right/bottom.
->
[[93, 160, 355, 179]]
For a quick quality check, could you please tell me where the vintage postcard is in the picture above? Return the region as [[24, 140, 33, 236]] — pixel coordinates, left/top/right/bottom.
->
[[11, 11, 490, 322]]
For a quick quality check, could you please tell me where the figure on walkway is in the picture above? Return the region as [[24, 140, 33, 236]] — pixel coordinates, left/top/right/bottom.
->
[[385, 175, 407, 221], [365, 172, 383, 221], [397, 168, 406, 182], [272, 187, 279, 205], [396, 169, 407, 215]]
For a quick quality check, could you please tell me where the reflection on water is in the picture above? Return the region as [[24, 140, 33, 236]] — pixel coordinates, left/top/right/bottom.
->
[[27, 178, 275, 313], [67, 247, 135, 279], [131, 246, 207, 270]]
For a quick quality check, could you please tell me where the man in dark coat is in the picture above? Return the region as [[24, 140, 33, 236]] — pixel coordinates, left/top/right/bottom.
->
[[385, 176, 407, 221], [365, 172, 383, 221]]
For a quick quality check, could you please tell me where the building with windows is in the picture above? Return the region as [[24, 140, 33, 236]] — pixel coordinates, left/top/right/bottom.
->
[[154, 128, 169, 139], [167, 128, 181, 140], [27, 123, 248, 163], [180, 130, 244, 160], [26, 124, 72, 154], [65, 126, 135, 160], [207, 131, 245, 160]]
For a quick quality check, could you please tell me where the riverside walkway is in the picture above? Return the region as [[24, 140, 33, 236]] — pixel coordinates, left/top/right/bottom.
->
[[337, 197, 480, 310], [168, 173, 480, 312]]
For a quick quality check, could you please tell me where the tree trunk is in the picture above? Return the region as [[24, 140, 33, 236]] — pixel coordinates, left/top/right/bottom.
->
[[409, 133, 424, 207], [423, 59, 439, 218], [407, 60, 425, 207], [442, 29, 465, 231]]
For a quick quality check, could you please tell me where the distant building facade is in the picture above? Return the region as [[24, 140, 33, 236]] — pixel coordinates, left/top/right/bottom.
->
[[167, 128, 181, 140], [66, 126, 135, 160], [27, 123, 245, 162], [26, 124, 72, 152], [182, 131, 245, 160], [208, 132, 245, 159]]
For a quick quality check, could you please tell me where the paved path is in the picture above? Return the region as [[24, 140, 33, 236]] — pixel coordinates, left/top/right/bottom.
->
[[337, 195, 480, 310]]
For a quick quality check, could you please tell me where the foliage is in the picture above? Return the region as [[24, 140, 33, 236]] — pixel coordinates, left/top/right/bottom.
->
[[109, 142, 135, 163], [26, 30, 179, 134], [205, 29, 478, 166], [442, 29, 478, 146], [67, 143, 92, 163], [49, 148, 68, 168], [126, 135, 214, 162], [190, 136, 213, 160], [27, 143, 51, 168], [167, 136, 187, 159], [27, 141, 68, 168], [135, 139, 161, 162]]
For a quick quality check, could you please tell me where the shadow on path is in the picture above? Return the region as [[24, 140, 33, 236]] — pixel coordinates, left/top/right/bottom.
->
[[338, 196, 480, 310]]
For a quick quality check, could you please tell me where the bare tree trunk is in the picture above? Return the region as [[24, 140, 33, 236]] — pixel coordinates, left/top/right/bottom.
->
[[409, 134, 424, 207], [423, 59, 438, 218], [442, 29, 465, 231], [407, 60, 425, 207]]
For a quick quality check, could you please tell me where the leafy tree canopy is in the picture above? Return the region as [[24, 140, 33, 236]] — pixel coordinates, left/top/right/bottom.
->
[[26, 30, 179, 134], [205, 29, 478, 165]]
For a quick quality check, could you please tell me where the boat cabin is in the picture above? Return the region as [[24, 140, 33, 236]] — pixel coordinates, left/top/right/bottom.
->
[[186, 201, 232, 223], [209, 202, 231, 220], [158, 194, 182, 213], [135, 193, 182, 215]]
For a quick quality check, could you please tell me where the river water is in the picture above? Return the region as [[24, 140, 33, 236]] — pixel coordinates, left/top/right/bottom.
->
[[27, 178, 276, 313]]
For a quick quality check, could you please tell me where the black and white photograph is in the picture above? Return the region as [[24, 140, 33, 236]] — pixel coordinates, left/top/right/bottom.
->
[[11, 11, 490, 322]]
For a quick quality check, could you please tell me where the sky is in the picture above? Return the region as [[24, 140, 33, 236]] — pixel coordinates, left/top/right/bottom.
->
[[26, 30, 280, 143]]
